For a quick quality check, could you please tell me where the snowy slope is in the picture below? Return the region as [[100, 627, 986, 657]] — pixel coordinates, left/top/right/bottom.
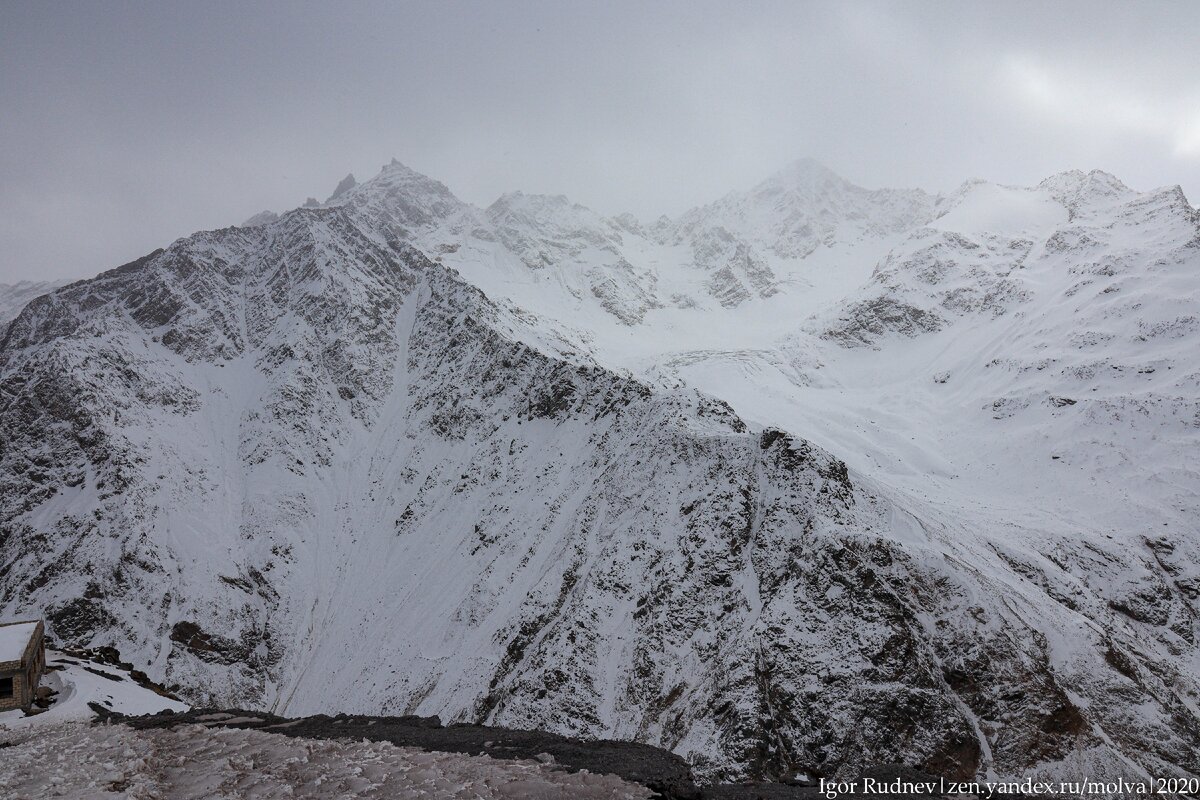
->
[[0, 219, 946, 781], [0, 649, 187, 733], [0, 160, 1197, 785]]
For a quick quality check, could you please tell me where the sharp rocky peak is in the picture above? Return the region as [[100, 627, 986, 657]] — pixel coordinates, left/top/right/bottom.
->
[[318, 158, 469, 234], [325, 172, 358, 203], [368, 159, 458, 197]]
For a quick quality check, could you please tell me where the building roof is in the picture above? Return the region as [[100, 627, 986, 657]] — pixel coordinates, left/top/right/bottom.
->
[[0, 620, 40, 664]]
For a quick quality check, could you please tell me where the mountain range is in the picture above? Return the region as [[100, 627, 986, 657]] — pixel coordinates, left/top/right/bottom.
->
[[1, 157, 1197, 784]]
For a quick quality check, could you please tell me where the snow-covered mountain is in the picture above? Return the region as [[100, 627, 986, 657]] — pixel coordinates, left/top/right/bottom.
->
[[668, 158, 936, 258], [1, 159, 1198, 785]]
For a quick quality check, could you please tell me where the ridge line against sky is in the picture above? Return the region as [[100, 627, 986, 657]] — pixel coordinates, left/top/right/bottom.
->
[[2, 0, 1199, 283]]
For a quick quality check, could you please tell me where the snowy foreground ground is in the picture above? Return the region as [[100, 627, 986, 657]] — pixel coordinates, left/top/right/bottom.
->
[[0, 650, 187, 731], [0, 653, 996, 798], [0, 651, 652, 799], [0, 721, 653, 800]]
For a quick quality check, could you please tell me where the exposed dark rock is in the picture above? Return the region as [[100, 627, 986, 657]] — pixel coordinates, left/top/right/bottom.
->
[[97, 707, 951, 799]]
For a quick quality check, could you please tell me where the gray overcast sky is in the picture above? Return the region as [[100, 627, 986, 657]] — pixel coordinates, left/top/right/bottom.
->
[[3, 0, 1199, 282]]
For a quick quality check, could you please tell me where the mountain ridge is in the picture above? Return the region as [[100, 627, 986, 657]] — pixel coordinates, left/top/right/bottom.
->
[[1, 157, 1198, 784]]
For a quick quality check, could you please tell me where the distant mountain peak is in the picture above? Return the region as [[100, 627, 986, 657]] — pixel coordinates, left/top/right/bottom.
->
[[1038, 168, 1133, 213], [325, 173, 358, 203], [240, 210, 279, 228], [319, 158, 467, 231], [366, 159, 453, 190], [487, 191, 580, 216], [760, 157, 850, 189], [669, 157, 936, 260], [379, 157, 429, 179], [0, 278, 70, 326]]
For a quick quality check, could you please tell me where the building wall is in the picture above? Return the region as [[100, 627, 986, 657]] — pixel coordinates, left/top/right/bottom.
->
[[0, 621, 44, 711], [0, 668, 31, 711]]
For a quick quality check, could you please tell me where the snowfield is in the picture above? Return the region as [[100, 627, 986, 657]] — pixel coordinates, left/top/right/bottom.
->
[[0, 650, 187, 733], [0, 158, 1197, 784], [0, 721, 653, 799]]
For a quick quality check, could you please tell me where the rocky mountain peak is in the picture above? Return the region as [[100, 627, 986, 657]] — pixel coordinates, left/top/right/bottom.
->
[[325, 172, 358, 203], [481, 191, 629, 278], [327, 159, 469, 235]]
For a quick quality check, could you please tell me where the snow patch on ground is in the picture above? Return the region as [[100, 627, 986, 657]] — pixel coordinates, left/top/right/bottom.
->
[[0, 650, 187, 733], [0, 720, 653, 799], [931, 181, 1067, 237]]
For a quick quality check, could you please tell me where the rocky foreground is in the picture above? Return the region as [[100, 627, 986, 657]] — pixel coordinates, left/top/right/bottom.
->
[[91, 706, 944, 799]]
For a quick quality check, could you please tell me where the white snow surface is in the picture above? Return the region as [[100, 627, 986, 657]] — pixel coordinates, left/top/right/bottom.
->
[[0, 721, 652, 799], [0, 621, 37, 663], [1, 159, 1199, 783], [0, 651, 187, 733]]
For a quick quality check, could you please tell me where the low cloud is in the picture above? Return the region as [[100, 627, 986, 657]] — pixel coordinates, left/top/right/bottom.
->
[[2, 2, 1198, 282], [1001, 54, 1200, 159]]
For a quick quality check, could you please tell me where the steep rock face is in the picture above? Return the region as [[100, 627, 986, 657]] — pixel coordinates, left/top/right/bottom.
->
[[691, 227, 779, 307], [817, 225, 1032, 347], [325, 173, 358, 203]]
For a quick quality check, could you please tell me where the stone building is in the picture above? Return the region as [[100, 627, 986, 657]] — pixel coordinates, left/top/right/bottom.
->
[[0, 620, 45, 711]]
